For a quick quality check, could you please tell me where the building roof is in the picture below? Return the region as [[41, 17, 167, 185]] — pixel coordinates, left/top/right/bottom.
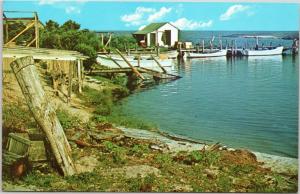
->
[[133, 22, 178, 35]]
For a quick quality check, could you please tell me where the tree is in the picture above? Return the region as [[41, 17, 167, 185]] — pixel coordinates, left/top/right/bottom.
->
[[45, 20, 59, 32], [61, 20, 80, 31]]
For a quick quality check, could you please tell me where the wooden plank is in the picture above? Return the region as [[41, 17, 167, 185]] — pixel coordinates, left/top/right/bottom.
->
[[4, 22, 35, 46], [77, 59, 82, 93], [105, 54, 122, 68], [150, 55, 167, 73], [26, 37, 36, 47], [10, 56, 76, 176], [68, 61, 73, 103], [115, 49, 145, 80], [34, 12, 39, 48]]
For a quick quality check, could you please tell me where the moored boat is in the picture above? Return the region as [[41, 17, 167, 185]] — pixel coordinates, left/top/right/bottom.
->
[[244, 46, 284, 56], [186, 49, 227, 58], [97, 54, 174, 72]]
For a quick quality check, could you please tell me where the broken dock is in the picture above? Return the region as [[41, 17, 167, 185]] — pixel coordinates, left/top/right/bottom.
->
[[92, 49, 181, 81]]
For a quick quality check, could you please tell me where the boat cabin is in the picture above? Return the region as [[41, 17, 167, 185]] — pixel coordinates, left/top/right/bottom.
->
[[133, 22, 179, 48]]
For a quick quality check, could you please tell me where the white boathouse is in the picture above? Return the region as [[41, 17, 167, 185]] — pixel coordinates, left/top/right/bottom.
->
[[133, 22, 179, 48]]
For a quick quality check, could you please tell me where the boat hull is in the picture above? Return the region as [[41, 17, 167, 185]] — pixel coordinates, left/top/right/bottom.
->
[[97, 55, 175, 72], [186, 50, 227, 58], [244, 46, 283, 56]]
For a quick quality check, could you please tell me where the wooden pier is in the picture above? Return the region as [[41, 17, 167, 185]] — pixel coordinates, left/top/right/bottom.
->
[[92, 49, 181, 82]]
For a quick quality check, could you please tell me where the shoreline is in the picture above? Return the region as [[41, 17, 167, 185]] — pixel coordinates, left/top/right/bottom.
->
[[118, 126, 298, 175]]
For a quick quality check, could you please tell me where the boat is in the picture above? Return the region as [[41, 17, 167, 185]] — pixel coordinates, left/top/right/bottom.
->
[[185, 49, 227, 58], [243, 46, 284, 56], [97, 54, 174, 72]]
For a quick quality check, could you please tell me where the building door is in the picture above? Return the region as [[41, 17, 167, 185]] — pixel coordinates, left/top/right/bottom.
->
[[150, 33, 156, 46], [165, 30, 171, 46]]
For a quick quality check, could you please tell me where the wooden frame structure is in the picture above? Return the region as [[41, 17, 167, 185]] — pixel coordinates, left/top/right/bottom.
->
[[3, 46, 88, 103], [3, 11, 42, 48]]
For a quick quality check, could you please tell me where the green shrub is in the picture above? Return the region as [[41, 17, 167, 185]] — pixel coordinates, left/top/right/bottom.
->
[[2, 103, 36, 132], [56, 109, 81, 130], [103, 141, 127, 164], [129, 144, 150, 157]]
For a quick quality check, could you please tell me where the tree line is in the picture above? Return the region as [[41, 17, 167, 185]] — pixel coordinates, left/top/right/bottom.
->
[[4, 19, 137, 69]]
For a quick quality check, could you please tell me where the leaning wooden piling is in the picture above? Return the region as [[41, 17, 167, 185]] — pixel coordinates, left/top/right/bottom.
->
[[115, 49, 145, 80], [10, 56, 76, 176], [106, 54, 122, 68], [151, 55, 167, 73]]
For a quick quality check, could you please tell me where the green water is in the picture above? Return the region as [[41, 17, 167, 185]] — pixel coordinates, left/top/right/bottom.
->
[[117, 55, 298, 158]]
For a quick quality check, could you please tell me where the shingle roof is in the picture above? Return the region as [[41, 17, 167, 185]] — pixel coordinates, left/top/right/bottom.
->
[[133, 22, 178, 35]]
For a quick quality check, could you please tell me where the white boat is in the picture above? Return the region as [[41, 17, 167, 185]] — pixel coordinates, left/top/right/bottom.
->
[[97, 55, 174, 72], [186, 49, 227, 58], [244, 46, 283, 56]]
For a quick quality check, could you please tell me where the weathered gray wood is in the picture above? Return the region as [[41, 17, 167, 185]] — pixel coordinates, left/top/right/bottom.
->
[[68, 62, 73, 103], [10, 56, 76, 176], [150, 55, 167, 73], [115, 49, 145, 80], [77, 59, 82, 93]]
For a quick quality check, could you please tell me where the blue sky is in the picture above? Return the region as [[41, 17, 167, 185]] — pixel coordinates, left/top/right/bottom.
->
[[3, 1, 299, 31]]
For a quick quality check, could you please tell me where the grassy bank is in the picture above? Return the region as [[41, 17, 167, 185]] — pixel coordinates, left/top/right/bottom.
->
[[79, 75, 159, 131], [2, 74, 298, 192]]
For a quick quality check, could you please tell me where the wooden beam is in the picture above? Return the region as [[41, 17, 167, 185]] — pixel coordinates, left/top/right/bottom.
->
[[115, 49, 144, 80], [34, 12, 39, 48], [3, 17, 35, 21], [3, 53, 83, 61], [104, 33, 112, 48], [151, 55, 167, 73], [106, 54, 122, 68], [26, 37, 36, 47], [5, 22, 9, 43], [68, 62, 73, 104], [5, 22, 35, 46], [77, 59, 82, 93], [10, 56, 76, 176]]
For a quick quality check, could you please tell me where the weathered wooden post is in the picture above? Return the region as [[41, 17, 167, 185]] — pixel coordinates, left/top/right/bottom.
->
[[137, 54, 141, 67], [77, 59, 82, 93], [68, 61, 73, 103], [10, 56, 76, 176], [34, 12, 39, 48]]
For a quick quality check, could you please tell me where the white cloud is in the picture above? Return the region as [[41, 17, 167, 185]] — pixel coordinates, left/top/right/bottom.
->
[[65, 6, 81, 14], [171, 18, 213, 30], [38, 0, 59, 5], [121, 6, 172, 27], [147, 7, 172, 22], [220, 5, 250, 21], [121, 7, 155, 26], [138, 25, 146, 30]]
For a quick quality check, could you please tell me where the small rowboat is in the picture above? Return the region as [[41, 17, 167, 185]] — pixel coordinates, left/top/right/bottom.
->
[[243, 46, 284, 56], [186, 49, 227, 58]]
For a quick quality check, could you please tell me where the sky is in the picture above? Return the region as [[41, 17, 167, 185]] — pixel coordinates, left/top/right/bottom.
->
[[3, 1, 299, 31]]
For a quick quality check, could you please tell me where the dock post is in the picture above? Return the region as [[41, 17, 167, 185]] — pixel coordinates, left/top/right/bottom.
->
[[77, 59, 82, 93], [67, 61, 73, 104], [138, 54, 141, 67]]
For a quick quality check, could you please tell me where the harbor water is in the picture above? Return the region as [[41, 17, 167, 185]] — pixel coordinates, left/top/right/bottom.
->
[[115, 31, 299, 158]]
